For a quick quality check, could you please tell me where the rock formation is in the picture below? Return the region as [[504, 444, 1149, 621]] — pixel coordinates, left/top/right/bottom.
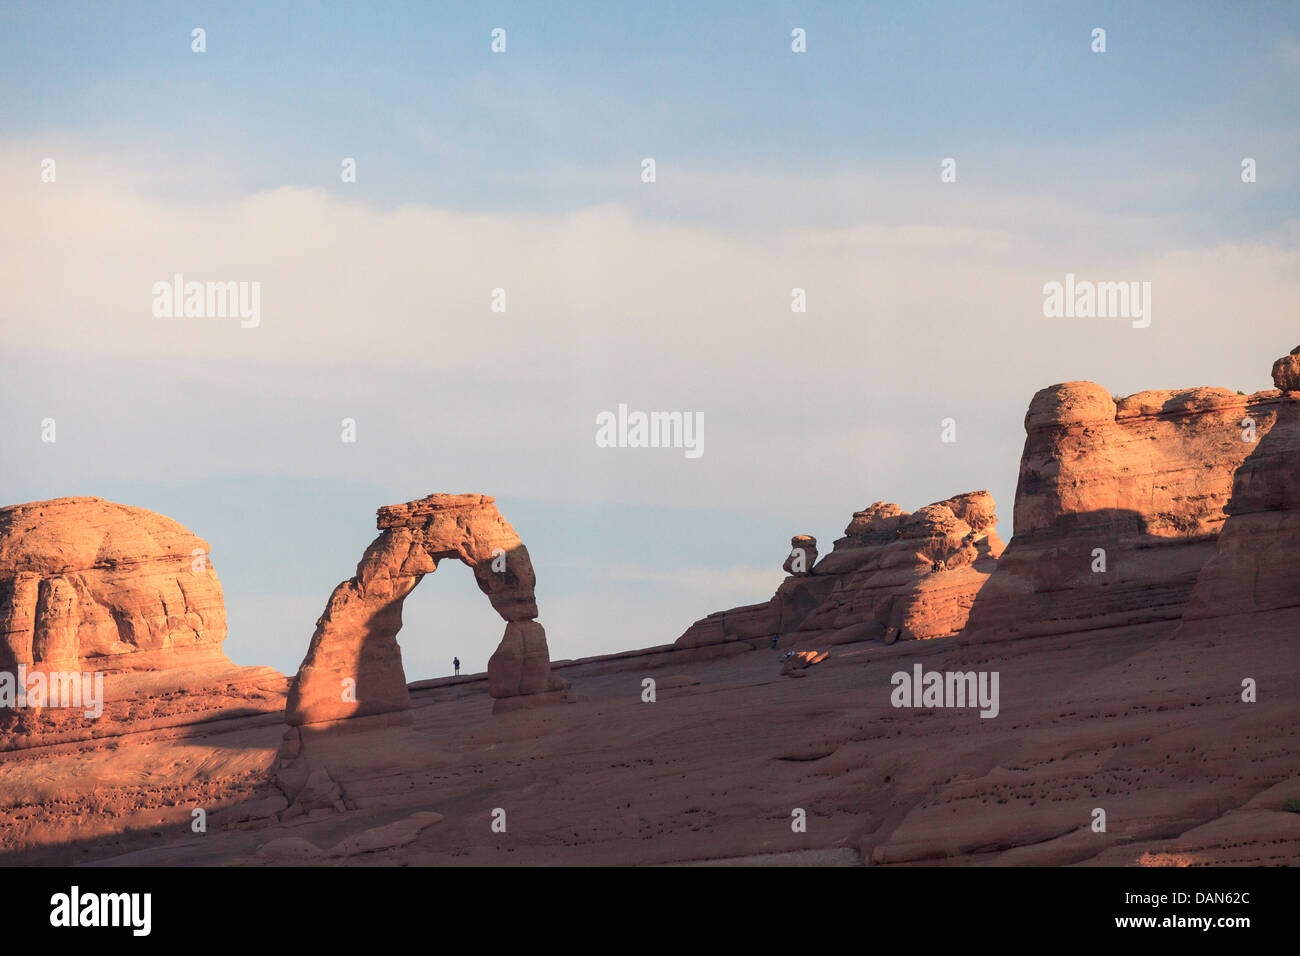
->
[[960, 382, 1284, 647], [676, 490, 1003, 649], [0, 497, 284, 745], [782, 535, 818, 575], [1171, 346, 1300, 641], [3, 350, 1299, 868], [285, 493, 565, 726], [0, 497, 226, 673], [1271, 345, 1300, 392]]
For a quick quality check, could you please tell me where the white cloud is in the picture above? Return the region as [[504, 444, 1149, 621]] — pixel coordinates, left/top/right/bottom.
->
[[2, 140, 1297, 523]]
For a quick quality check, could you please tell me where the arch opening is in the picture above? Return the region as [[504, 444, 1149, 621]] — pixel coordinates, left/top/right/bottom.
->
[[285, 494, 567, 726]]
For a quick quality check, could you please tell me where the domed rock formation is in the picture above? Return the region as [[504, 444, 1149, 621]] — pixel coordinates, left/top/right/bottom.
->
[[0, 497, 284, 746], [285, 493, 565, 726], [0, 497, 228, 673], [960, 377, 1285, 648], [676, 490, 1003, 649]]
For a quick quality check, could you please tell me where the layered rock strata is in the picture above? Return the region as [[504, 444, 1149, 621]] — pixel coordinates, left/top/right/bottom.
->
[[1170, 347, 1300, 641], [0, 497, 283, 745], [961, 382, 1284, 646]]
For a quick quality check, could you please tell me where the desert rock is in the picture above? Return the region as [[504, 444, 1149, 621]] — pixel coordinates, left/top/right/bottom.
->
[[782, 535, 818, 575], [286, 494, 562, 726], [676, 491, 1003, 649], [960, 382, 1283, 647], [1272, 345, 1300, 392], [0, 498, 284, 745]]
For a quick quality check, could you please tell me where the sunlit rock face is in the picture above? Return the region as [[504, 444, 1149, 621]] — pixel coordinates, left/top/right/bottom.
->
[[0, 496, 284, 747], [961, 377, 1285, 649], [1173, 346, 1300, 638], [676, 490, 1003, 650], [0, 496, 228, 673], [286, 493, 564, 726]]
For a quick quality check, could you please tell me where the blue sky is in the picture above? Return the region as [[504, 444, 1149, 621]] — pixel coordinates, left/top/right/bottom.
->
[[4, 1, 1296, 223], [2, 1, 1297, 678]]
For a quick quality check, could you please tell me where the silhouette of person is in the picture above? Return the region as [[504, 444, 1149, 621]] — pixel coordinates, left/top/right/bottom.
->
[[453, 657, 460, 676]]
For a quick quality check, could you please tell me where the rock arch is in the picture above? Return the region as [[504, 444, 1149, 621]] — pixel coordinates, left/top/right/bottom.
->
[[285, 494, 564, 725]]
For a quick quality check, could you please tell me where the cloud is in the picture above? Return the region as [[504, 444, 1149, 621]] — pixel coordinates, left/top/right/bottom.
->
[[588, 562, 784, 596], [3, 141, 1297, 518]]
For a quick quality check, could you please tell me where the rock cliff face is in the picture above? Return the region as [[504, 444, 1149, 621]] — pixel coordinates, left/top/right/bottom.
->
[[0, 497, 227, 673], [960, 383, 1284, 647], [285, 493, 564, 726], [676, 491, 1003, 649], [1171, 350, 1300, 641]]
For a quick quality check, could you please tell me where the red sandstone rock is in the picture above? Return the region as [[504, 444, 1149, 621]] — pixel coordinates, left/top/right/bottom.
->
[[1272, 345, 1300, 392], [4, 351, 1298, 869], [0, 497, 226, 673], [487, 620, 554, 698], [1176, 348, 1300, 633], [781, 535, 818, 575], [961, 382, 1283, 646], [287, 494, 562, 726], [780, 649, 828, 676], [0, 497, 284, 745], [676, 490, 1002, 649]]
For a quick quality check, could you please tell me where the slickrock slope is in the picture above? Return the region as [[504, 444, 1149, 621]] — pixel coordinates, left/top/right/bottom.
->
[[0, 498, 285, 748], [960, 383, 1284, 648], [676, 491, 1003, 649], [3, 622, 1294, 867], [286, 493, 565, 727]]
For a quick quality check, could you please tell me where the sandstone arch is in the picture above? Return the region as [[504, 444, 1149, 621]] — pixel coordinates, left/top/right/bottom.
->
[[286, 494, 564, 725]]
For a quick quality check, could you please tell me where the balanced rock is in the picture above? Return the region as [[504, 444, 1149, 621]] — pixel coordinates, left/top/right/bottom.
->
[[1272, 345, 1300, 392], [782, 536, 818, 575]]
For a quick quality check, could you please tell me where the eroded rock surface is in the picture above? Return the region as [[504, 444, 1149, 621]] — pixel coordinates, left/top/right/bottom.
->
[[1272, 345, 1300, 392], [961, 383, 1283, 647], [1174, 347, 1300, 642], [0, 497, 284, 746], [676, 491, 1003, 649], [286, 494, 564, 726], [0, 497, 226, 672]]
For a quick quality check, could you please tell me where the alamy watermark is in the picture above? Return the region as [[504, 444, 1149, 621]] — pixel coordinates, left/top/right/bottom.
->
[[151, 274, 260, 328], [890, 663, 999, 718], [595, 404, 704, 459], [50, 886, 150, 936], [1042, 273, 1151, 328], [0, 665, 104, 718]]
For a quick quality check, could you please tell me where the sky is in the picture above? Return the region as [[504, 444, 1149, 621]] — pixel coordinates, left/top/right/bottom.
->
[[2, 1, 1297, 680]]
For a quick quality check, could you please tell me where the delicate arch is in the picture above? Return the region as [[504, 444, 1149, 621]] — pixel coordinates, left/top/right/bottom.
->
[[286, 494, 562, 725]]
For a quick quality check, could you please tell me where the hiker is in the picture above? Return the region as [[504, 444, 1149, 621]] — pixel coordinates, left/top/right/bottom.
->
[[770, 634, 779, 650], [453, 656, 460, 676]]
